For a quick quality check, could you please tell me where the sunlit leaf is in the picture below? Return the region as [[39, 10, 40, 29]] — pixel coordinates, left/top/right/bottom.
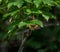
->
[[29, 20, 43, 27], [7, 0, 24, 9], [33, 0, 42, 8], [42, 11, 56, 21], [18, 21, 27, 29]]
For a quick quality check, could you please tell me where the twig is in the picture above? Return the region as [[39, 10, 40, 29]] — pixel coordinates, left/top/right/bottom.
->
[[18, 30, 32, 52]]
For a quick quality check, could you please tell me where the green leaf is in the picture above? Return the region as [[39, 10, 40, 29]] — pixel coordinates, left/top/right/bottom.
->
[[3, 13, 11, 18], [55, 1, 60, 8], [42, 0, 54, 6], [7, 2, 14, 9], [3, 10, 20, 19], [7, 0, 24, 9], [26, 9, 32, 14], [24, 0, 32, 3], [14, 1, 23, 8], [18, 21, 27, 29], [7, 21, 19, 34], [42, 14, 49, 21], [42, 11, 56, 21], [32, 10, 42, 14], [29, 20, 43, 27], [33, 0, 42, 8], [10, 10, 20, 16], [26, 9, 42, 15]]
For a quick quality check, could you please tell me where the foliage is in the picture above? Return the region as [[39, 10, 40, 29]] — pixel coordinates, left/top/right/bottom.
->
[[0, 0, 60, 52], [0, 0, 60, 34]]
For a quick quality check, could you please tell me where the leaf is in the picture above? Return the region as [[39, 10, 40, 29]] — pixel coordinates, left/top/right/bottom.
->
[[26, 9, 32, 14], [18, 21, 27, 29], [3, 13, 11, 18], [10, 10, 20, 16], [7, 2, 14, 9], [14, 1, 23, 8], [7, 21, 19, 34], [42, 11, 56, 21], [24, 0, 32, 3], [42, 0, 54, 6], [42, 14, 49, 21], [26, 9, 42, 15], [7, 0, 24, 9], [55, 1, 60, 9], [3, 10, 20, 19], [32, 10, 42, 14], [33, 0, 42, 8], [29, 20, 43, 27]]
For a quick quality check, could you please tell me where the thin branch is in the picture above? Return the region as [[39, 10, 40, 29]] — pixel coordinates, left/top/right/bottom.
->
[[44, 22, 60, 27], [18, 36, 27, 52], [18, 30, 32, 52]]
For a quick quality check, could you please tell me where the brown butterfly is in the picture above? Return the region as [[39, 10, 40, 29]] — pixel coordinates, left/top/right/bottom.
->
[[27, 24, 39, 30]]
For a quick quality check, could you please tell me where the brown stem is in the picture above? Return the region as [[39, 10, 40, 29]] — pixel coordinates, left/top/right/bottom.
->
[[18, 29, 32, 52], [18, 36, 27, 52]]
